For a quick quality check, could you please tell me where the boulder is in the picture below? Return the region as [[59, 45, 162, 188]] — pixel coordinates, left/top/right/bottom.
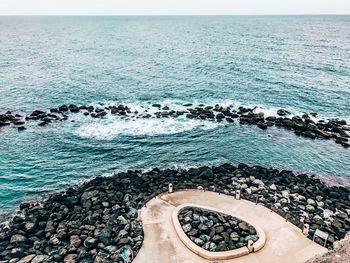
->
[[31, 255, 49, 263], [10, 234, 26, 243], [17, 254, 36, 263], [63, 254, 78, 263], [58, 105, 68, 112], [198, 167, 214, 180], [84, 237, 98, 249], [70, 235, 82, 247], [277, 109, 290, 116], [69, 104, 80, 113]]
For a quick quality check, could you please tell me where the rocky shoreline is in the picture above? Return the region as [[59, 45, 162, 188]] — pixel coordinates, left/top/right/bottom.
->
[[178, 207, 259, 252], [0, 102, 349, 148], [0, 163, 349, 262]]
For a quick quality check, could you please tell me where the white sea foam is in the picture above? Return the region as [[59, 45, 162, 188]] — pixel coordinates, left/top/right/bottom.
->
[[74, 116, 219, 140], [72, 99, 349, 141]]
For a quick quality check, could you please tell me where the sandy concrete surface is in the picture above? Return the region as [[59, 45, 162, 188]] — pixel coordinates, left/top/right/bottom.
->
[[305, 232, 350, 263], [133, 189, 327, 263]]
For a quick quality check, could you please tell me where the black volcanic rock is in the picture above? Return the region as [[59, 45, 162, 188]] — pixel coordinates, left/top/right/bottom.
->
[[0, 162, 349, 261], [178, 207, 259, 252]]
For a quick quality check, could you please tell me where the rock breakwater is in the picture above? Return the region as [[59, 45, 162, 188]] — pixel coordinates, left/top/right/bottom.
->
[[0, 163, 349, 262], [1, 102, 349, 148]]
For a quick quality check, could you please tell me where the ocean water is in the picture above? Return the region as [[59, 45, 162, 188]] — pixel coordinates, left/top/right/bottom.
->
[[0, 16, 350, 212]]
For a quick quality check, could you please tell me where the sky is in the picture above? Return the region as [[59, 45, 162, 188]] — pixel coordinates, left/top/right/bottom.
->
[[1, 0, 350, 15]]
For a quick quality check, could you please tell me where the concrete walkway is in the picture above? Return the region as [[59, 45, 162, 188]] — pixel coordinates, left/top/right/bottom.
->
[[133, 190, 327, 263]]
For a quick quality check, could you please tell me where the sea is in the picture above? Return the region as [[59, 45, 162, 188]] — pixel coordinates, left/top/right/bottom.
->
[[0, 15, 349, 213]]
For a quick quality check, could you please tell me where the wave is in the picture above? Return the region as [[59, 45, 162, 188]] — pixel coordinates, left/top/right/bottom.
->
[[67, 98, 349, 140], [74, 116, 220, 140]]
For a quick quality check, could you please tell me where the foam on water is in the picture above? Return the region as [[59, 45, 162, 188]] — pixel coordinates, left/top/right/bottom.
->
[[74, 116, 220, 140], [70, 98, 350, 141], [66, 98, 350, 127]]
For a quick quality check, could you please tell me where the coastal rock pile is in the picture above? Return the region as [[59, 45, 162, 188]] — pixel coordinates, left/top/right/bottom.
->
[[0, 180, 144, 263], [178, 207, 258, 251], [0, 163, 349, 262], [1, 102, 349, 148]]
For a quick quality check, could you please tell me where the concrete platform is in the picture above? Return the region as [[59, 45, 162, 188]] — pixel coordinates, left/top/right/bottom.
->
[[133, 189, 327, 263]]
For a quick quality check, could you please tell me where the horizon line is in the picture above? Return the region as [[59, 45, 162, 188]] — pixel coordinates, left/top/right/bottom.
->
[[0, 13, 350, 16]]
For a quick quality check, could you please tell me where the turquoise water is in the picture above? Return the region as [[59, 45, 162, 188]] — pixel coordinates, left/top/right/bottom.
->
[[0, 16, 350, 212]]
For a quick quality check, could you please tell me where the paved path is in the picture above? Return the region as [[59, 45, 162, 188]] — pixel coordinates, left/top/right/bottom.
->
[[133, 190, 327, 263]]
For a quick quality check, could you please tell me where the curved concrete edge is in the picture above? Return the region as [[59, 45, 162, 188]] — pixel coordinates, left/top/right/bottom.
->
[[171, 203, 266, 260]]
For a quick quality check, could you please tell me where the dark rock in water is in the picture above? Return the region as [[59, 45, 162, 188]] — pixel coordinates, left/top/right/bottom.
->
[[337, 119, 347, 125], [69, 104, 80, 113], [239, 115, 253, 124], [2, 102, 348, 148], [216, 113, 225, 120], [98, 111, 108, 117], [110, 108, 118, 114], [199, 114, 207, 120], [238, 163, 248, 170], [30, 110, 46, 117], [339, 130, 349, 138], [152, 103, 161, 108], [314, 129, 333, 139], [302, 130, 316, 139], [38, 121, 48, 126], [342, 142, 350, 148], [17, 126, 26, 131], [277, 109, 291, 116], [257, 122, 268, 130], [282, 119, 296, 129], [266, 121, 274, 127], [335, 137, 348, 144], [13, 120, 25, 125], [19, 202, 30, 210], [0, 121, 11, 126], [95, 108, 104, 113], [237, 106, 251, 114], [266, 116, 276, 121], [58, 105, 68, 112]]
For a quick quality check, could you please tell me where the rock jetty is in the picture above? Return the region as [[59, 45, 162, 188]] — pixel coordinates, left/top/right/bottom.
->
[[1, 103, 349, 148], [0, 163, 349, 262]]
